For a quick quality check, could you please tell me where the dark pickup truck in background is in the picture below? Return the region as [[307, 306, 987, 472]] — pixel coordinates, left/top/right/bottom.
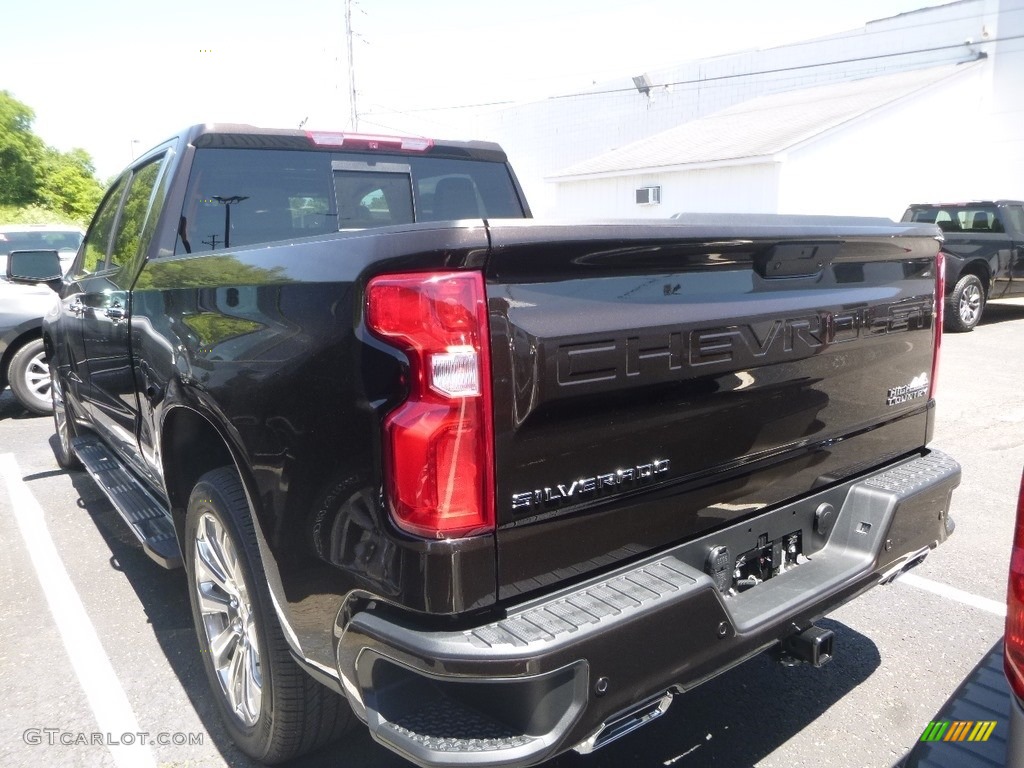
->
[[9, 124, 961, 767], [902, 201, 1024, 331]]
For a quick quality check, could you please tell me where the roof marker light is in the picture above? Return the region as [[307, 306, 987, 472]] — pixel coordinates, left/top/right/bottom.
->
[[305, 131, 433, 152]]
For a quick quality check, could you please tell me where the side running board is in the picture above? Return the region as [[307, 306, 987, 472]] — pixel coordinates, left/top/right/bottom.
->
[[71, 437, 182, 569]]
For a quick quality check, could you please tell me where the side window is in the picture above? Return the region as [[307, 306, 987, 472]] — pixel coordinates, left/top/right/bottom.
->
[[78, 175, 128, 275], [1004, 206, 1024, 235], [110, 157, 165, 269]]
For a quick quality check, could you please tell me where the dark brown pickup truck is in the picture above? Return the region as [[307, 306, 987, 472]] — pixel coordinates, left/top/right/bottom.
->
[[5, 124, 961, 766]]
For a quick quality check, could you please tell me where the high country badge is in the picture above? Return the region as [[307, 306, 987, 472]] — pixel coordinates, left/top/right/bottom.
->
[[887, 373, 929, 406]]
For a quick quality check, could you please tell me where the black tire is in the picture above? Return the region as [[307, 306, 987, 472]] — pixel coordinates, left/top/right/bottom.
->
[[8, 338, 53, 415], [184, 467, 353, 764], [944, 273, 985, 333], [50, 364, 81, 470]]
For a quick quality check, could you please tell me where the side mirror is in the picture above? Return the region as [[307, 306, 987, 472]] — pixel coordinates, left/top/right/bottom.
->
[[7, 249, 63, 284]]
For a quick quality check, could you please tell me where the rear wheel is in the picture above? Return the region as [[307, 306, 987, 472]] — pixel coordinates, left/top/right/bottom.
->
[[8, 338, 52, 415], [945, 273, 985, 332], [184, 467, 353, 763]]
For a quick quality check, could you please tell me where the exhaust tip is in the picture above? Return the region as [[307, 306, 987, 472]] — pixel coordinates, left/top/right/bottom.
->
[[879, 547, 930, 584], [573, 691, 673, 754]]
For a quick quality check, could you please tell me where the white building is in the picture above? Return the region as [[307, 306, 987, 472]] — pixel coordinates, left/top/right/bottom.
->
[[471, 0, 1022, 219], [548, 62, 986, 218]]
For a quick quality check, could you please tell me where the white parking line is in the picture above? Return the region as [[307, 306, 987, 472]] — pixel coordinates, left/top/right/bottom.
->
[[897, 571, 1007, 618], [0, 454, 157, 768]]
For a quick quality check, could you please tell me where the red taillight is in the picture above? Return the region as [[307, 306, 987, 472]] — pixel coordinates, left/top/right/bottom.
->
[[929, 250, 945, 400], [1006, 470, 1024, 699], [306, 131, 433, 152], [366, 272, 494, 539]]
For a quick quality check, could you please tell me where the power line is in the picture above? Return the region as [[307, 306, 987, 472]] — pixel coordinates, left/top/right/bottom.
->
[[360, 12, 1024, 117], [547, 34, 1022, 101], [359, 38, 970, 118], [752, 5, 1022, 51], [365, 98, 517, 116], [356, 116, 433, 137]]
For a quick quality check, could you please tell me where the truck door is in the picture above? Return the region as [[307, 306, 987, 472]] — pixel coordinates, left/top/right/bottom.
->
[[61, 175, 128, 428], [69, 155, 169, 472], [1004, 204, 1024, 296]]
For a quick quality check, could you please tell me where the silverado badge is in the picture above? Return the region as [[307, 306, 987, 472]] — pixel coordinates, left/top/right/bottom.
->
[[512, 459, 671, 512]]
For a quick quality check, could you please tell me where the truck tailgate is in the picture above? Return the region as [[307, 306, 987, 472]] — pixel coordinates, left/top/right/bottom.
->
[[485, 219, 942, 600]]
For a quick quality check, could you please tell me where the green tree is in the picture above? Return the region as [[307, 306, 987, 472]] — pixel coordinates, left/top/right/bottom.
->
[[36, 147, 104, 222], [0, 90, 45, 206], [0, 203, 79, 225], [0, 90, 104, 224]]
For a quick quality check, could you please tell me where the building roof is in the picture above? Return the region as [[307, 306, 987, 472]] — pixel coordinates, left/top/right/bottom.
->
[[548, 62, 980, 180]]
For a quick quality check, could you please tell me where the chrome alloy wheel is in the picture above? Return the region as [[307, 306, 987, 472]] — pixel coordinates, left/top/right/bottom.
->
[[193, 512, 263, 726], [51, 368, 71, 456], [22, 348, 50, 408], [959, 281, 982, 325]]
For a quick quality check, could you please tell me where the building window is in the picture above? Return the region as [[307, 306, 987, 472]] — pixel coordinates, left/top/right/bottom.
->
[[635, 186, 661, 205]]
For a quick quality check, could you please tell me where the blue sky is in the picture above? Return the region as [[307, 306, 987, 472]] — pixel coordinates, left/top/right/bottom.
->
[[4, 0, 940, 181]]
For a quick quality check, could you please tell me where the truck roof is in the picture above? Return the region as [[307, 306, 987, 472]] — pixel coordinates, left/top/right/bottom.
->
[[906, 200, 1024, 207], [174, 123, 509, 163]]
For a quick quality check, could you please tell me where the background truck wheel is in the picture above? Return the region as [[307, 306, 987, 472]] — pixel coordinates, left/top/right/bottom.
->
[[50, 365, 81, 470], [8, 338, 53, 415], [945, 274, 985, 332], [184, 467, 353, 764]]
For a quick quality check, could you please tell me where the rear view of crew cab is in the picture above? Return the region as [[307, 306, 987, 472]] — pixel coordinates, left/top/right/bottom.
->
[[42, 124, 960, 768]]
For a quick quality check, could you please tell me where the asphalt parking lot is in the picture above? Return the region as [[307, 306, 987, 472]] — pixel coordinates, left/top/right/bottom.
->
[[1, 301, 1022, 768]]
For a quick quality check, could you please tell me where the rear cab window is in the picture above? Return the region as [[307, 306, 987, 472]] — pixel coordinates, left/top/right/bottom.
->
[[905, 205, 1006, 233], [175, 148, 525, 255]]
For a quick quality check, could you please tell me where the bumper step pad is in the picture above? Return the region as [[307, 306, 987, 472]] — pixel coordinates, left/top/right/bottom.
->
[[381, 695, 536, 754]]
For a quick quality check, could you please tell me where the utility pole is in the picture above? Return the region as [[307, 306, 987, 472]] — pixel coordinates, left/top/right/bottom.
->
[[345, 0, 359, 131], [211, 196, 249, 249]]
